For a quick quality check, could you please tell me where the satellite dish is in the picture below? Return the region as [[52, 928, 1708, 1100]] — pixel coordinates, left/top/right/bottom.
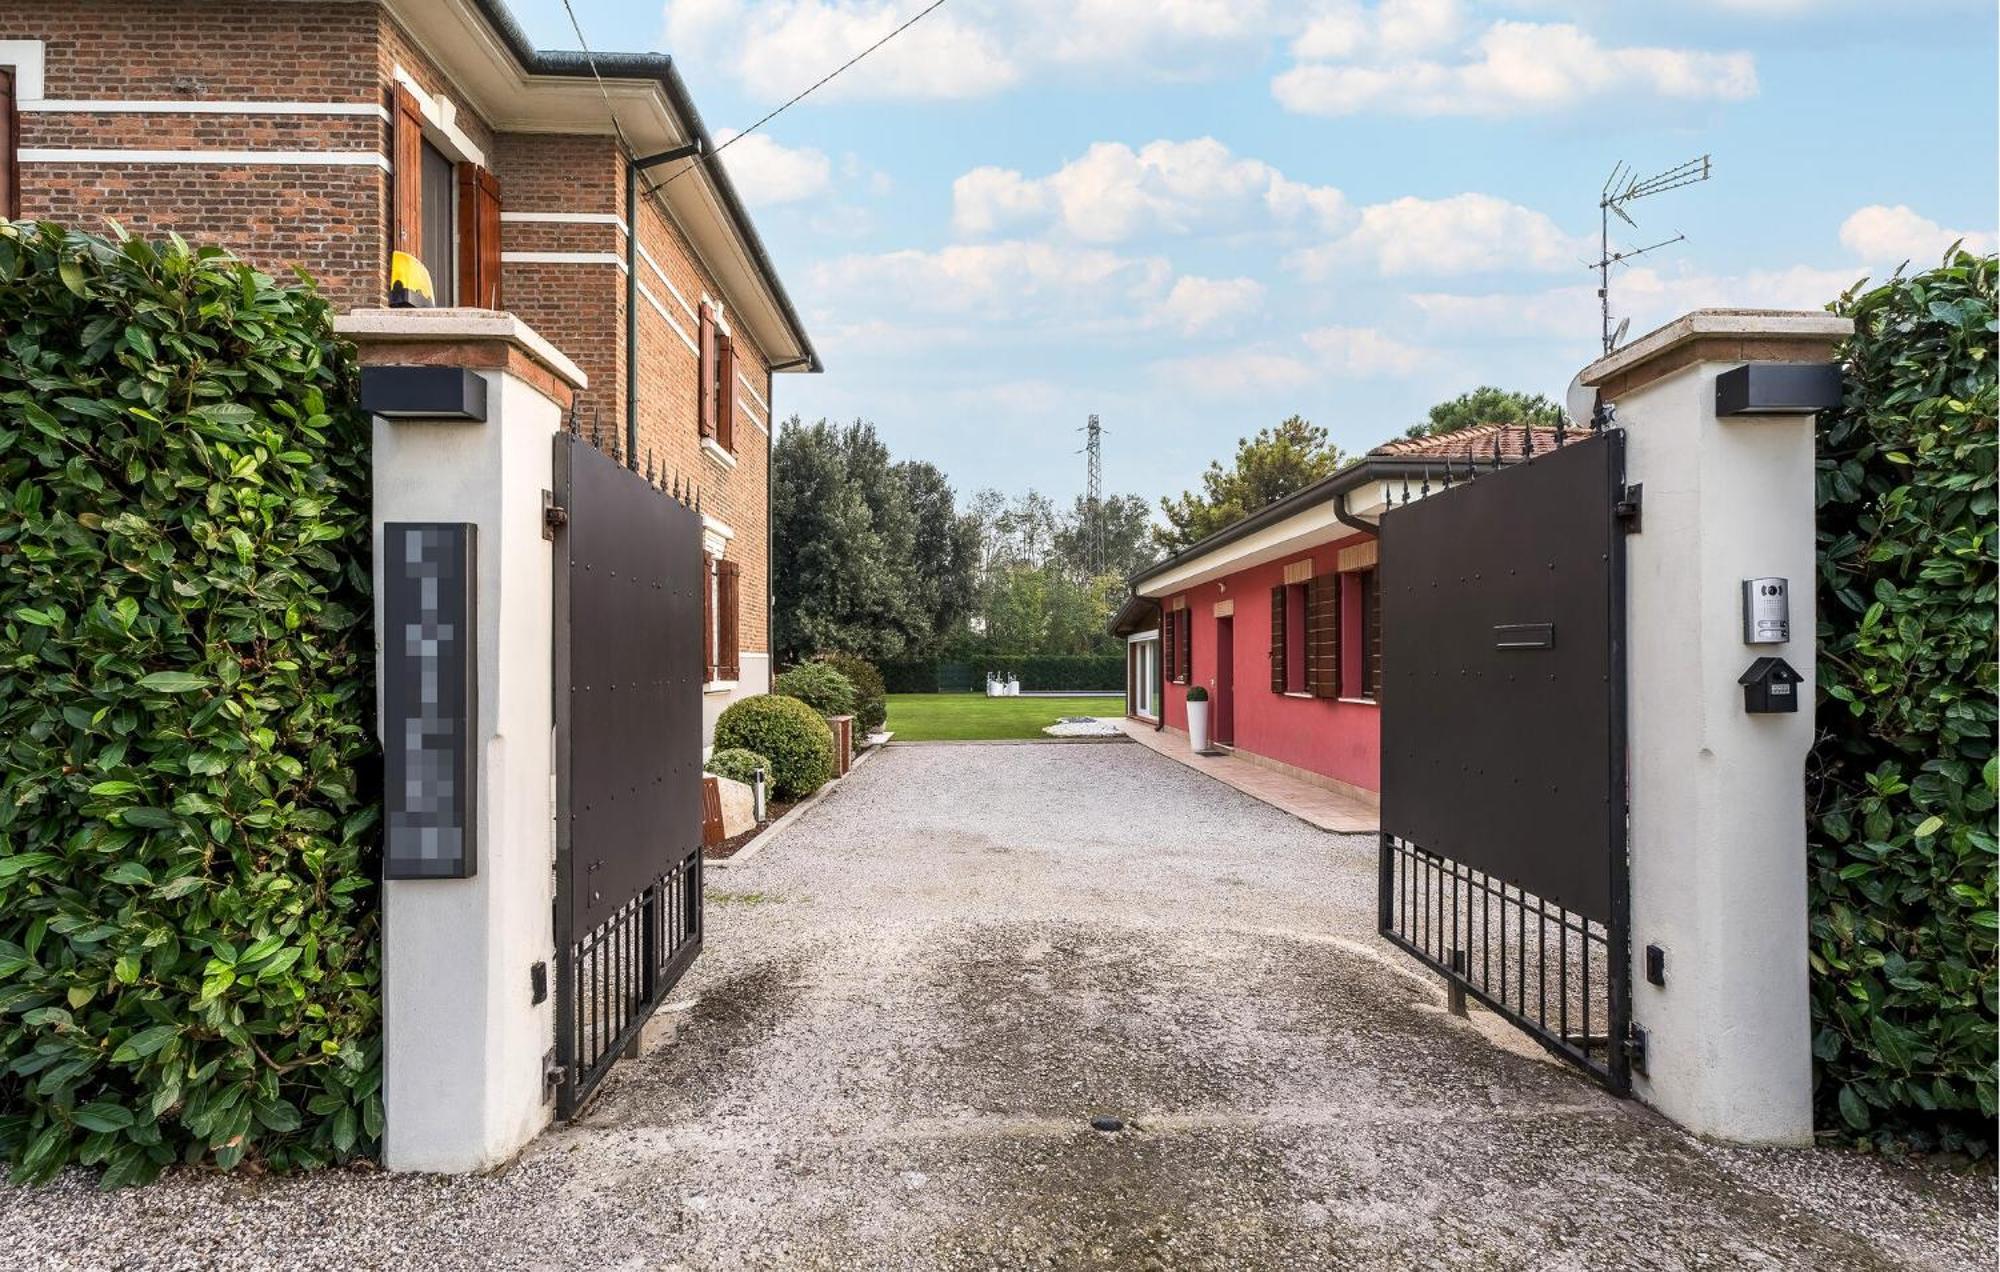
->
[[1564, 371, 1597, 432], [1612, 317, 1631, 349]]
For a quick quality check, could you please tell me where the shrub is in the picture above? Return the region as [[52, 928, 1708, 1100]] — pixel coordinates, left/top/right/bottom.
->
[[1186, 685, 1209, 702], [0, 223, 380, 1185], [705, 747, 771, 787], [816, 652, 886, 735], [1808, 249, 1996, 1149], [774, 661, 856, 720], [713, 695, 834, 800]]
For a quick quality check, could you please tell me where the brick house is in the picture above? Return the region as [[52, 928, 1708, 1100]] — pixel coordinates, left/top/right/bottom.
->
[[1112, 423, 1563, 802], [0, 0, 819, 745]]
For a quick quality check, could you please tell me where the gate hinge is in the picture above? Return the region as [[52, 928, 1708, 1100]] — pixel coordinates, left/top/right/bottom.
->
[[1614, 482, 1643, 533], [542, 1047, 565, 1103], [542, 489, 568, 540], [1627, 1024, 1649, 1076]]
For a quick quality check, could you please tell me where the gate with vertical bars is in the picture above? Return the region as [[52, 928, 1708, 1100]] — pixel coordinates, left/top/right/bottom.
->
[[1376, 422, 1637, 1092], [549, 427, 705, 1118]]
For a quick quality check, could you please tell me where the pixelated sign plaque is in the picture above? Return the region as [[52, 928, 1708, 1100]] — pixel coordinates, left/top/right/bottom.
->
[[383, 523, 478, 879]]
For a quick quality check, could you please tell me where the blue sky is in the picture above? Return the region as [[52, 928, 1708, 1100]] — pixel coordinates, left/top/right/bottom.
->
[[514, 0, 1997, 507]]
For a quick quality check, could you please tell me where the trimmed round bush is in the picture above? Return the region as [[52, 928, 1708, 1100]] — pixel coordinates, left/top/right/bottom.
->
[[706, 747, 771, 787], [816, 651, 886, 735], [713, 695, 834, 800], [773, 661, 857, 720]]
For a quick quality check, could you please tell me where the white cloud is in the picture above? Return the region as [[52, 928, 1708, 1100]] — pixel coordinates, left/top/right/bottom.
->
[[1410, 262, 1868, 344], [809, 240, 1172, 321], [1159, 321, 1431, 395], [1151, 275, 1266, 335], [1300, 324, 1429, 374], [952, 138, 1347, 243], [713, 130, 833, 205], [667, 1, 1019, 102], [665, 0, 1282, 103], [1293, 192, 1583, 277], [1274, 16, 1757, 117], [1159, 350, 1316, 396], [1838, 204, 1994, 264]]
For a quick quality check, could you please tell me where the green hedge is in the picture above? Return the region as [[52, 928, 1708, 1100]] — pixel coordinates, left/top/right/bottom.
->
[[881, 655, 1124, 694], [1809, 249, 1996, 1149], [0, 224, 380, 1186], [815, 651, 885, 735], [773, 661, 856, 720]]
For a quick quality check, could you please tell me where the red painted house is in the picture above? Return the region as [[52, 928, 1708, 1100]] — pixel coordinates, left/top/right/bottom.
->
[[1113, 423, 1563, 804]]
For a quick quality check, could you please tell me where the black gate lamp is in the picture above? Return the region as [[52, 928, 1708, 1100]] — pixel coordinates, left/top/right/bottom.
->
[[1715, 363, 1842, 416], [1738, 656, 1803, 714]]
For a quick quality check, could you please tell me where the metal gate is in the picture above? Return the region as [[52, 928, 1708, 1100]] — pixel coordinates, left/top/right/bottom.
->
[[550, 430, 705, 1117], [1377, 427, 1634, 1092]]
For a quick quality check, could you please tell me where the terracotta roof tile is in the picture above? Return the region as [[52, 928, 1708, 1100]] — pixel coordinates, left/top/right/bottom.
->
[[1368, 421, 1575, 462]]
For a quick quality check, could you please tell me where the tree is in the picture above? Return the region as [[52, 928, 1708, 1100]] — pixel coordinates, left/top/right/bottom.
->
[[772, 419, 983, 666], [898, 460, 980, 660], [1407, 386, 1564, 438], [1155, 415, 1344, 554], [1053, 492, 1157, 582]]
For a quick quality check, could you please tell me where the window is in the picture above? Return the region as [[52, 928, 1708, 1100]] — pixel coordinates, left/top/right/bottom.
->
[[419, 140, 456, 305], [391, 83, 500, 308], [1338, 568, 1379, 701], [703, 554, 740, 685], [1131, 638, 1158, 720], [699, 308, 738, 452], [0, 67, 17, 221]]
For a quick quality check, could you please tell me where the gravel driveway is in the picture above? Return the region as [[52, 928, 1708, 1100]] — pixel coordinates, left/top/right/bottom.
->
[[1, 742, 1992, 1270]]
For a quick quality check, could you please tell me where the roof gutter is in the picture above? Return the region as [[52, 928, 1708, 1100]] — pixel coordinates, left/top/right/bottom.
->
[[1127, 455, 1443, 592], [465, 0, 822, 373]]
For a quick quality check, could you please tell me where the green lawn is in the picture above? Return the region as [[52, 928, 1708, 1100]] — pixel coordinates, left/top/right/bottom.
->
[[884, 693, 1124, 741]]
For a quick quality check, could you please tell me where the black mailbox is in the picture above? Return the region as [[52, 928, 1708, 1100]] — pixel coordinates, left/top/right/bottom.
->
[[1738, 656, 1803, 714]]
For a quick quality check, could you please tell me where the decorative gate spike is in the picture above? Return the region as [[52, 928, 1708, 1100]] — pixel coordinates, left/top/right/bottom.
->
[[1522, 423, 1534, 458], [646, 450, 656, 484], [589, 407, 603, 450], [1420, 468, 1431, 497], [566, 401, 581, 436], [1492, 429, 1503, 468], [1400, 475, 1411, 505], [1555, 412, 1567, 449], [1442, 456, 1454, 489]]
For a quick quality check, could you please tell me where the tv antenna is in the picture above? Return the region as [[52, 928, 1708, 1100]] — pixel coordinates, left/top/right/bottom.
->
[[1593, 155, 1710, 354], [1077, 414, 1105, 575]]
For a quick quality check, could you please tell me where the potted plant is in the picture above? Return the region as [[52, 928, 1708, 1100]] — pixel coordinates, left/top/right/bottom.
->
[[1185, 684, 1211, 752]]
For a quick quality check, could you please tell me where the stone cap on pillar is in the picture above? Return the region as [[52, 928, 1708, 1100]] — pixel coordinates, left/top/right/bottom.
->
[[1580, 309, 1852, 402], [335, 308, 588, 411]]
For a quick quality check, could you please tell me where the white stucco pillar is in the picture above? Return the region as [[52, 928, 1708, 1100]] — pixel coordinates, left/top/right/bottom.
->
[[339, 310, 587, 1172], [1580, 309, 1849, 1145]]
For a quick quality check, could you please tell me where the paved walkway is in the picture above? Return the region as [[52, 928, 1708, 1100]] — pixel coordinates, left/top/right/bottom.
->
[[1118, 717, 1380, 833], [0, 744, 1991, 1269]]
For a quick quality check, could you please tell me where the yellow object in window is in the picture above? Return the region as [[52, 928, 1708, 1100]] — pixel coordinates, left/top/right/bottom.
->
[[389, 250, 435, 309]]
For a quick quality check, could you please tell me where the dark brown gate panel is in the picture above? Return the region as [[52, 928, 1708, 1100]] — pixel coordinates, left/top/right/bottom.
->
[[1379, 433, 1623, 923], [1377, 429, 1632, 1092], [552, 431, 705, 1116]]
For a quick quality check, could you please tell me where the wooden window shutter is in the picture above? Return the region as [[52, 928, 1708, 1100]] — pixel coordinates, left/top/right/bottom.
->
[[0, 68, 18, 221], [1162, 610, 1177, 683], [456, 164, 503, 309], [391, 85, 425, 263], [697, 307, 718, 439], [702, 552, 715, 682], [1178, 608, 1192, 683], [716, 333, 737, 452], [1307, 573, 1341, 698], [1269, 585, 1287, 693], [718, 560, 741, 680]]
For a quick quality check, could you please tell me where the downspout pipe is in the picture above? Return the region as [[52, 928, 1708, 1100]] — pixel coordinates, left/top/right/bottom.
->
[[1333, 485, 1378, 538], [1154, 600, 1166, 734]]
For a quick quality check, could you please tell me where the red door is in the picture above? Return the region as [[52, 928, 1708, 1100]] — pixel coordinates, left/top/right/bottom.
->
[[1214, 615, 1234, 746]]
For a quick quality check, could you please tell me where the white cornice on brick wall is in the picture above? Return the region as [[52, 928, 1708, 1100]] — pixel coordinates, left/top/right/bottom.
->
[[21, 99, 391, 119], [20, 148, 390, 171]]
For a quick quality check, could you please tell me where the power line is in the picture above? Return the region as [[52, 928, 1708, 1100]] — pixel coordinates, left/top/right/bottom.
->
[[558, 0, 635, 152], [646, 0, 952, 198]]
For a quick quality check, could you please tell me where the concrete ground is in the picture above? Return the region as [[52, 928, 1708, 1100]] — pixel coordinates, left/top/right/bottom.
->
[[0, 742, 1992, 1270]]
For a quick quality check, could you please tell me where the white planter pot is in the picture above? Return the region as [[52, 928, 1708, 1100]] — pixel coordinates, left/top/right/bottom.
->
[[1187, 699, 1210, 752]]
